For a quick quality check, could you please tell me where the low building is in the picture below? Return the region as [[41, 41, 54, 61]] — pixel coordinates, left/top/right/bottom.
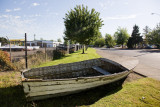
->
[[27, 40, 62, 48], [10, 39, 25, 46]]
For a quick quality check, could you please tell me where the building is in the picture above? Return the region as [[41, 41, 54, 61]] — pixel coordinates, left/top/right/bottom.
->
[[27, 40, 62, 48], [10, 39, 25, 46]]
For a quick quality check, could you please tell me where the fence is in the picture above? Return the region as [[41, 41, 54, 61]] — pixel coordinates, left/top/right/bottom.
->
[[13, 45, 82, 70]]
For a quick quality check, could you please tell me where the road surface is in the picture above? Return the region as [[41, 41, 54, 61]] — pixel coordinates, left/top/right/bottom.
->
[[96, 48, 160, 80]]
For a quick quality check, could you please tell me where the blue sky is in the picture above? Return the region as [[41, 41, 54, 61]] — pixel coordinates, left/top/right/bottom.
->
[[0, 0, 160, 41]]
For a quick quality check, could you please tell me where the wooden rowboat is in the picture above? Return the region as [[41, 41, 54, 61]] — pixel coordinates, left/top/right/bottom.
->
[[22, 58, 131, 101]]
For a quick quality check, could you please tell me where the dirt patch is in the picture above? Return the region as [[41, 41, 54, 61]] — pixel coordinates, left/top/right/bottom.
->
[[124, 71, 145, 84]]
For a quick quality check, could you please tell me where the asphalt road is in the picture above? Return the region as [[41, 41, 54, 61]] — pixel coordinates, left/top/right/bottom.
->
[[97, 48, 160, 80]]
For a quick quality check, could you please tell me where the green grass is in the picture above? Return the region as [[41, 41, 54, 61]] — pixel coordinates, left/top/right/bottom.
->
[[89, 78, 160, 107], [37, 48, 101, 67]]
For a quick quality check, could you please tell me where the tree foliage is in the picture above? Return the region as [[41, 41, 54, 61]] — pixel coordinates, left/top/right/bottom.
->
[[0, 37, 8, 46], [130, 25, 143, 48], [143, 26, 151, 36], [127, 37, 134, 49], [145, 23, 160, 48], [114, 27, 129, 48], [63, 5, 103, 53], [94, 38, 105, 47], [57, 38, 62, 42], [105, 33, 115, 48]]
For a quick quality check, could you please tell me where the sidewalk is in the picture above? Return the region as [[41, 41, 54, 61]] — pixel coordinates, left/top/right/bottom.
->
[[96, 48, 160, 81]]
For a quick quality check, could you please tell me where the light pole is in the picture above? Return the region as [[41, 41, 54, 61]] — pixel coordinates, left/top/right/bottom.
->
[[151, 13, 160, 16]]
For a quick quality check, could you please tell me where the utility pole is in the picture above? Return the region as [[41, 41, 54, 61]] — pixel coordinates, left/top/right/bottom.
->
[[45, 45, 47, 62], [25, 33, 28, 69], [34, 34, 36, 41], [6, 36, 12, 62]]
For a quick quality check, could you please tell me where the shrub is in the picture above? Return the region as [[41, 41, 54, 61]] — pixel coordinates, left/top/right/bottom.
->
[[94, 38, 105, 47], [0, 50, 15, 71], [53, 50, 65, 60]]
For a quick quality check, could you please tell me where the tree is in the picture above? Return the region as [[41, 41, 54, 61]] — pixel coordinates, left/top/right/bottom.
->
[[146, 23, 160, 48], [143, 26, 151, 36], [131, 25, 143, 48], [0, 37, 8, 45], [105, 33, 115, 48], [63, 5, 103, 54], [94, 38, 105, 47], [114, 27, 129, 48], [57, 38, 62, 42], [127, 37, 134, 49], [50, 40, 54, 42]]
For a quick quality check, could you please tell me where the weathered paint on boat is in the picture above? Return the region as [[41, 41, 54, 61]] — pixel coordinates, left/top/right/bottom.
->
[[22, 58, 131, 101]]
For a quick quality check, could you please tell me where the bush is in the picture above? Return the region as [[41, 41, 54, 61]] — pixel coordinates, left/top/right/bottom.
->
[[0, 50, 15, 71], [94, 38, 105, 47], [53, 50, 65, 60]]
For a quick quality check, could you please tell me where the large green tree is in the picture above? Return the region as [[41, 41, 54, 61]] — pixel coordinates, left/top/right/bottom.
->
[[105, 33, 115, 48], [114, 27, 129, 48], [131, 25, 143, 48], [63, 5, 103, 53]]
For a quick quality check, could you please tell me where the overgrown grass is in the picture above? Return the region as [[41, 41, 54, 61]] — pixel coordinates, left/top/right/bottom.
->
[[37, 48, 101, 67], [0, 72, 160, 107]]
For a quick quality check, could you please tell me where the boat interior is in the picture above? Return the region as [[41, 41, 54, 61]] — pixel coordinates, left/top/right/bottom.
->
[[23, 58, 127, 80]]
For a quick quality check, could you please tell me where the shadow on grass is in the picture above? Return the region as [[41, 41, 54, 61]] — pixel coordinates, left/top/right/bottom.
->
[[0, 78, 125, 107], [53, 51, 80, 60], [0, 85, 26, 107]]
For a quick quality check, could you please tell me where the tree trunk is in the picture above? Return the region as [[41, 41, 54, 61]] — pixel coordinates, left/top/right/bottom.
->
[[74, 44, 77, 52], [122, 44, 123, 49], [82, 45, 85, 54]]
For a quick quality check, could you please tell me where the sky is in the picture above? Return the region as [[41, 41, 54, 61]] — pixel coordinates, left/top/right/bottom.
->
[[0, 0, 160, 41]]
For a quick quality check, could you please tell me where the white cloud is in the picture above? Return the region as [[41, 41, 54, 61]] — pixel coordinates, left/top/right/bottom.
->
[[104, 14, 137, 20], [32, 3, 40, 6], [99, 1, 115, 10], [5, 9, 11, 12], [14, 8, 21, 11], [2, 15, 9, 18], [0, 14, 37, 36], [124, 2, 129, 5], [15, 16, 21, 19], [5, 8, 21, 12]]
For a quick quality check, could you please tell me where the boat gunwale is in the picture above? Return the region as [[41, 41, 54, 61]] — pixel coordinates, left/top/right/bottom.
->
[[21, 58, 130, 82], [22, 70, 129, 82]]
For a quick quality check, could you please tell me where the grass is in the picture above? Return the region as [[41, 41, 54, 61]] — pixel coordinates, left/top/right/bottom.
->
[[89, 78, 160, 107], [37, 48, 101, 67], [0, 48, 160, 107]]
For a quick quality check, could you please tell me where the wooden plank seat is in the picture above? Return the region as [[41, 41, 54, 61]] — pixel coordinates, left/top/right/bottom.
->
[[92, 66, 111, 75]]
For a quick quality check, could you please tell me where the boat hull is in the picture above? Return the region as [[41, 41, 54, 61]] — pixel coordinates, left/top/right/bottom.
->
[[23, 70, 130, 101]]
